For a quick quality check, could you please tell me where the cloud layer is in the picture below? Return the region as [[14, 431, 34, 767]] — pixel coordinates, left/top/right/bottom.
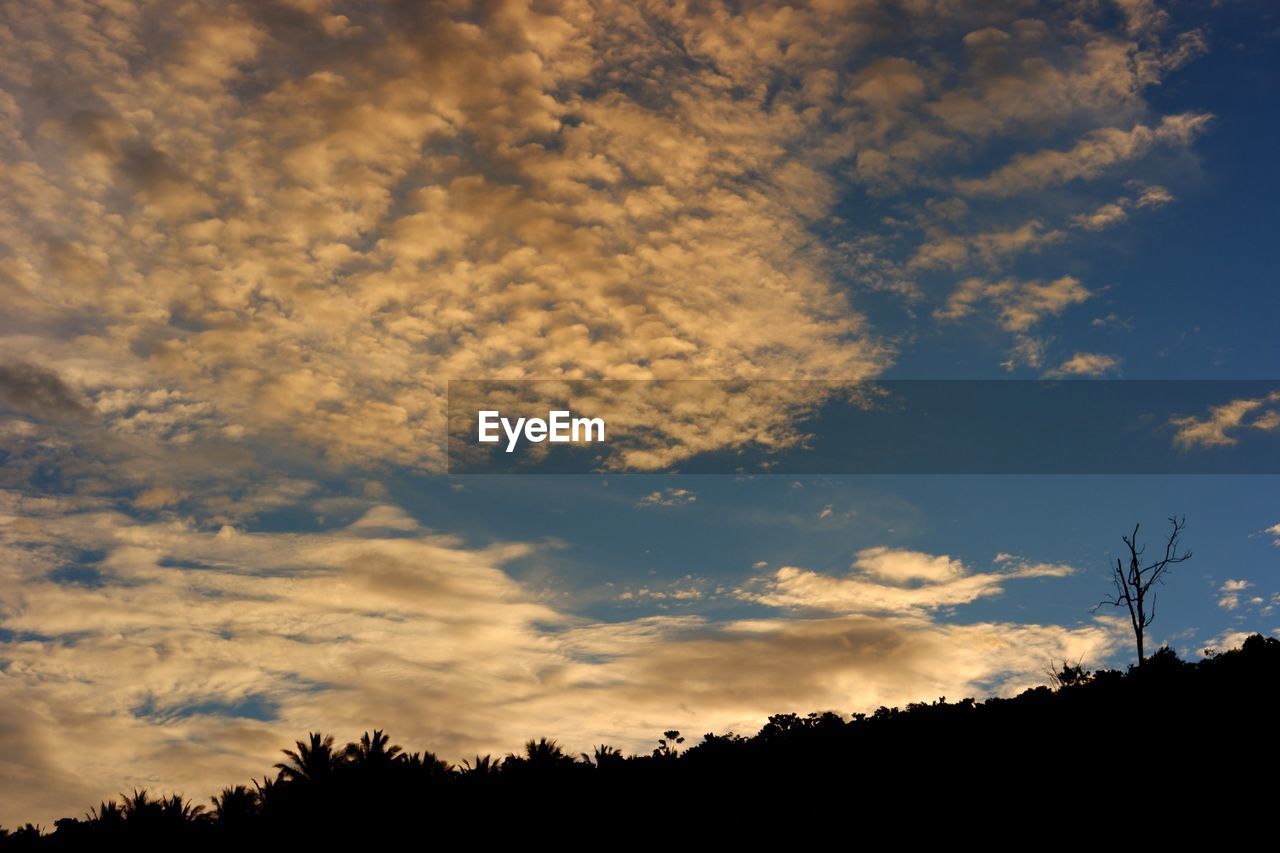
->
[[0, 0, 1211, 474], [0, 492, 1114, 825], [0, 0, 1218, 827]]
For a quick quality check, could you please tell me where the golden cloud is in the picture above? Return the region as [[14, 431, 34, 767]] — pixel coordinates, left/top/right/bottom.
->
[[0, 492, 1113, 825], [0, 1, 1212, 473]]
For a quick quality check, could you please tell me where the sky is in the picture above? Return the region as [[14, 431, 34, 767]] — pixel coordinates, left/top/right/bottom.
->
[[1, 0, 1279, 827]]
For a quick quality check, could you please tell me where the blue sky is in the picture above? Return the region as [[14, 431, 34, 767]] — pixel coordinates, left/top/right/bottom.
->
[[0, 0, 1278, 827], [421, 473, 1277, 636]]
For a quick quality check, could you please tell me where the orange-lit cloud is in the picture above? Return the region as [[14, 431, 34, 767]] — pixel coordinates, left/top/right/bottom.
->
[[1044, 352, 1122, 378], [0, 492, 1114, 825], [0, 0, 1216, 828], [737, 547, 1076, 614], [954, 113, 1211, 197], [935, 276, 1092, 333], [0, 0, 1211, 472], [1171, 392, 1280, 449]]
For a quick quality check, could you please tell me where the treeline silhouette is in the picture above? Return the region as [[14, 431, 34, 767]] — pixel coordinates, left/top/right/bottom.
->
[[4, 635, 1278, 847]]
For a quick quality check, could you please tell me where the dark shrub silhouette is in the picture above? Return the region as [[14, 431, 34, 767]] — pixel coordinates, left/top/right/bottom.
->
[[3, 635, 1278, 847]]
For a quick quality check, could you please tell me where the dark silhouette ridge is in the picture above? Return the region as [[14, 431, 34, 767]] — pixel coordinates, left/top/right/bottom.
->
[[3, 635, 1278, 847]]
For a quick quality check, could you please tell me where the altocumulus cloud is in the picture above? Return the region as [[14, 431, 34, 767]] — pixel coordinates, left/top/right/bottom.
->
[[0, 0, 1212, 473]]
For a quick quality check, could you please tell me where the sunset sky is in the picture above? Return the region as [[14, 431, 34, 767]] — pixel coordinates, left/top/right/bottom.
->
[[2, 0, 1279, 826]]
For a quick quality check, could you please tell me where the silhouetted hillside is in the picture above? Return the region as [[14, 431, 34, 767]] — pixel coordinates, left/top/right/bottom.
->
[[4, 635, 1278, 848]]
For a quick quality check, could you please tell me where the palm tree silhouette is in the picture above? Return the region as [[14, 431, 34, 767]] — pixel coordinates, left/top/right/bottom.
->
[[121, 789, 162, 826], [343, 729, 402, 769], [252, 775, 278, 800], [159, 794, 204, 824], [460, 754, 500, 778], [526, 737, 571, 764], [211, 785, 259, 825], [401, 750, 452, 781], [275, 732, 342, 783], [504, 738, 578, 775], [591, 744, 625, 770], [87, 800, 124, 830]]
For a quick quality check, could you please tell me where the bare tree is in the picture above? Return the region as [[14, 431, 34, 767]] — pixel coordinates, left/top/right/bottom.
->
[[1095, 516, 1192, 666]]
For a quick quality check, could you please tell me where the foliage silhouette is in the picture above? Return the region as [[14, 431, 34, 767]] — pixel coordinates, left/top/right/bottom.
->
[[653, 729, 684, 758], [3, 635, 1279, 847], [273, 732, 340, 784], [459, 755, 500, 778], [210, 787, 257, 829], [343, 729, 402, 768]]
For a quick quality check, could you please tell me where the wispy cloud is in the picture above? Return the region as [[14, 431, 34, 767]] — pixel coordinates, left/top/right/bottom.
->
[[1044, 352, 1121, 377], [1070, 184, 1175, 231], [908, 220, 1066, 271], [955, 114, 1211, 197], [1171, 392, 1280, 449], [0, 495, 1110, 825], [637, 488, 697, 508], [737, 547, 1076, 615], [936, 276, 1092, 333], [617, 575, 707, 603]]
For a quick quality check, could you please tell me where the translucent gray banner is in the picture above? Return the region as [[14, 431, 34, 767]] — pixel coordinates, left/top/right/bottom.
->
[[446, 380, 1280, 474]]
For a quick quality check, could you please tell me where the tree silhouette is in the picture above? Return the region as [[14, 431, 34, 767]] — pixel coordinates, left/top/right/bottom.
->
[[158, 794, 204, 826], [1096, 516, 1192, 666], [502, 737, 578, 776], [7, 634, 1280, 847], [87, 800, 123, 831], [524, 737, 573, 767], [343, 729, 402, 769], [252, 775, 279, 804], [400, 750, 452, 782], [459, 754, 500, 778], [653, 730, 684, 758], [211, 786, 258, 827], [121, 790, 161, 828], [274, 732, 342, 783], [589, 745, 625, 770]]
